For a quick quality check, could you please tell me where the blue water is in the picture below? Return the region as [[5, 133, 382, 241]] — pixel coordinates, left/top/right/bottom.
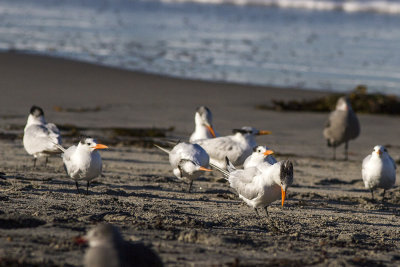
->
[[1, 0, 400, 95]]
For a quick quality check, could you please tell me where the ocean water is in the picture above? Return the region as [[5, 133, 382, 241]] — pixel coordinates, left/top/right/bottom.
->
[[0, 0, 400, 95]]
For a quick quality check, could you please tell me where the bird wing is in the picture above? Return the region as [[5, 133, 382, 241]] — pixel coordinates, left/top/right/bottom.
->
[[62, 145, 78, 176], [24, 124, 62, 154], [323, 110, 347, 143], [389, 155, 397, 170], [361, 154, 371, 178], [196, 136, 243, 164], [228, 168, 261, 200]]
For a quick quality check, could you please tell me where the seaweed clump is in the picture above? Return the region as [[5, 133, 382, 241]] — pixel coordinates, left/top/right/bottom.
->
[[257, 85, 400, 115]]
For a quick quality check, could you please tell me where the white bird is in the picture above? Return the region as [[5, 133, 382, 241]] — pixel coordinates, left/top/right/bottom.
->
[[23, 105, 62, 167], [194, 126, 271, 169], [189, 106, 218, 142], [77, 223, 163, 267], [323, 96, 360, 160], [243, 145, 276, 169], [56, 137, 108, 194], [362, 145, 396, 200], [155, 142, 212, 192], [211, 158, 293, 216]]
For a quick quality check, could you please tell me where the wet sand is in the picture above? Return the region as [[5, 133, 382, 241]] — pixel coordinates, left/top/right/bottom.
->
[[0, 52, 399, 266]]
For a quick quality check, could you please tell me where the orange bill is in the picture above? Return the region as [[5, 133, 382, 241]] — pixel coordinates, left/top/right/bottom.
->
[[93, 144, 108, 150], [199, 166, 213, 172], [257, 130, 272, 135], [206, 125, 217, 138], [281, 186, 286, 206], [377, 150, 382, 155], [263, 150, 274, 156]]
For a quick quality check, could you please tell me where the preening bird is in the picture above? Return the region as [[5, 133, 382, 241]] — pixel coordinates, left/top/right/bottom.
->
[[23, 105, 62, 167], [155, 142, 212, 192], [362, 145, 396, 201], [78, 223, 163, 267], [243, 145, 276, 169], [211, 158, 293, 216], [189, 106, 218, 142], [194, 126, 271, 169], [323, 96, 360, 160], [56, 137, 108, 194]]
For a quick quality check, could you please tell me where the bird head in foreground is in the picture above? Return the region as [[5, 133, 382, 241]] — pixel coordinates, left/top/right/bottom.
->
[[76, 223, 123, 248], [27, 105, 46, 125], [279, 160, 294, 207], [372, 145, 387, 157], [195, 106, 216, 138], [79, 137, 109, 152], [232, 126, 271, 136], [30, 105, 44, 117], [253, 145, 274, 158], [176, 159, 212, 177]]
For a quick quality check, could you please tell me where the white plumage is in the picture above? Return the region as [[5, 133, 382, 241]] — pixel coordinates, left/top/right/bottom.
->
[[189, 106, 218, 142], [362, 145, 396, 200], [23, 106, 62, 167], [243, 145, 276, 169], [194, 126, 271, 169], [211, 159, 293, 216], [60, 137, 108, 194], [155, 142, 211, 192]]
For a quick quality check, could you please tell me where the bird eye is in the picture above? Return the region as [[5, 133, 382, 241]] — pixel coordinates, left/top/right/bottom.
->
[[87, 143, 91, 146]]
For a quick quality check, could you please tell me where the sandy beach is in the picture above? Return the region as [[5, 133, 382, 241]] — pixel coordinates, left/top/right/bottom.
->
[[0, 52, 399, 266]]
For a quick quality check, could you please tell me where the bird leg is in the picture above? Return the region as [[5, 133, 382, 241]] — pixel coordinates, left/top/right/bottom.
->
[[332, 146, 336, 160], [370, 189, 374, 201], [254, 208, 260, 217], [382, 189, 386, 203], [264, 206, 269, 218], [75, 181, 81, 194], [86, 181, 90, 195], [187, 180, 193, 193], [344, 142, 349, 161], [33, 158, 37, 168], [45, 157, 49, 167]]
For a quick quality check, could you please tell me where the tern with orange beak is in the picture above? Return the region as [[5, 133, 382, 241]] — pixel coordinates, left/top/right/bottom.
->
[[189, 106, 218, 142], [211, 158, 293, 217], [55, 137, 108, 194], [155, 142, 212, 192], [243, 145, 277, 169], [194, 126, 272, 169], [362, 145, 396, 201]]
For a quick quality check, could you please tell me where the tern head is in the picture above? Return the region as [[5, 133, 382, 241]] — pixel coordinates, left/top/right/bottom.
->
[[252, 145, 274, 158], [79, 137, 109, 152], [232, 127, 271, 136], [279, 160, 293, 207], [80, 223, 123, 248], [372, 145, 387, 157], [195, 106, 216, 138], [26, 105, 46, 126], [336, 96, 352, 111], [177, 159, 212, 178]]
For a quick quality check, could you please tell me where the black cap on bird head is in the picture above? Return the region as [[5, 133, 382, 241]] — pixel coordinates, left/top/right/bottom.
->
[[30, 106, 44, 117], [280, 160, 294, 187]]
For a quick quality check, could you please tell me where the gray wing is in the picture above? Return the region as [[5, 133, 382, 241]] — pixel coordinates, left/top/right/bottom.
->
[[195, 137, 245, 165], [389, 155, 397, 170], [323, 110, 347, 144], [62, 146, 77, 176], [229, 168, 261, 200]]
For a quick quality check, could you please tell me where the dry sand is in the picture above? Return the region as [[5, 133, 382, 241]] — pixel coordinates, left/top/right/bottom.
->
[[0, 52, 399, 266]]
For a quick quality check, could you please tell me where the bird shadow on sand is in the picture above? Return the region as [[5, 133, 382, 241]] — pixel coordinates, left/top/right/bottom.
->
[[102, 157, 159, 165]]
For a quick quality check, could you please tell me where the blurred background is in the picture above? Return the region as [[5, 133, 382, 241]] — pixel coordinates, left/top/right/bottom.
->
[[1, 0, 399, 95]]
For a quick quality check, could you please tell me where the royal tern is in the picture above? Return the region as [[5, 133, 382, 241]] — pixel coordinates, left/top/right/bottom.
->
[[189, 106, 218, 142], [362, 145, 396, 200], [323, 96, 360, 160], [211, 158, 293, 216], [194, 126, 271, 169], [23, 106, 62, 167], [155, 142, 212, 192], [56, 137, 108, 194], [77, 223, 163, 267], [243, 145, 276, 169]]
